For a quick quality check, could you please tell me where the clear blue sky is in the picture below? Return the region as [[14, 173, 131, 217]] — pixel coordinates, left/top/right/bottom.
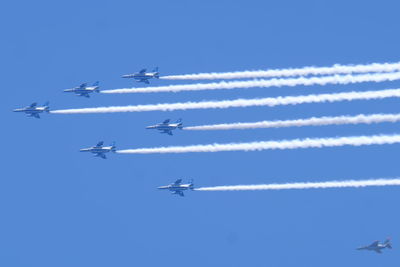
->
[[2, 0, 400, 266]]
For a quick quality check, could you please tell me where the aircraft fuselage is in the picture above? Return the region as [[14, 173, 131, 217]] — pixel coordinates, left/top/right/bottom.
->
[[146, 123, 181, 131], [122, 72, 159, 83], [64, 86, 99, 95], [80, 146, 114, 154], [13, 106, 49, 117]]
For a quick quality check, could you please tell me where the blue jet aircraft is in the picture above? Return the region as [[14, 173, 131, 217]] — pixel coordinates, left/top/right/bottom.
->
[[146, 119, 183, 135], [121, 67, 159, 84], [64, 81, 100, 97], [13, 102, 50, 118], [158, 179, 194, 197], [80, 141, 116, 159], [357, 238, 392, 253]]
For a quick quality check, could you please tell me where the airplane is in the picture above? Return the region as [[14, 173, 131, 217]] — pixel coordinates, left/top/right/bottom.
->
[[64, 81, 100, 97], [357, 238, 392, 253], [158, 179, 194, 197], [121, 67, 159, 84], [146, 119, 183, 135], [13, 102, 50, 118], [79, 141, 116, 159]]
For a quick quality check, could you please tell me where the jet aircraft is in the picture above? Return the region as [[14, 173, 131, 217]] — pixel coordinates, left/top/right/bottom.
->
[[357, 238, 392, 253], [121, 67, 159, 84], [146, 119, 183, 135], [64, 81, 100, 97], [79, 141, 116, 159], [158, 179, 194, 197], [13, 102, 50, 118]]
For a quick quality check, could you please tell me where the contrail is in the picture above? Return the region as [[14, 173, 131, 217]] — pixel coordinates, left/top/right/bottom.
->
[[195, 178, 400, 191], [101, 72, 400, 94], [161, 61, 400, 80], [51, 88, 400, 114], [116, 134, 400, 154], [184, 113, 400, 131]]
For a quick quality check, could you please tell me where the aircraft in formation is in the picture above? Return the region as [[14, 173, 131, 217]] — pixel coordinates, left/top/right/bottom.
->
[[79, 141, 116, 159], [158, 179, 194, 197], [13, 102, 50, 118], [357, 238, 392, 253], [14, 67, 161, 118], [121, 67, 160, 84], [146, 119, 183, 135], [64, 81, 100, 98], [11, 64, 398, 259]]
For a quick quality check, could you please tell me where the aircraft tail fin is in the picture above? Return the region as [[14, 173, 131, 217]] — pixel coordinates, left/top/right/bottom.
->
[[153, 67, 159, 78], [44, 101, 50, 112], [177, 118, 183, 129], [189, 179, 194, 190], [110, 141, 116, 152], [93, 81, 99, 87], [384, 238, 392, 249]]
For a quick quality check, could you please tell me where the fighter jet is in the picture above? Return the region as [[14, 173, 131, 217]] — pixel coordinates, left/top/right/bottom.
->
[[158, 179, 194, 197], [357, 238, 392, 253], [146, 119, 183, 135], [121, 67, 159, 84], [64, 81, 100, 97], [79, 141, 116, 159], [13, 102, 50, 118]]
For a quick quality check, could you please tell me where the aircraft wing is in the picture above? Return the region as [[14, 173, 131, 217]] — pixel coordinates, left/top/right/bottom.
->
[[174, 179, 182, 185], [96, 141, 104, 147], [174, 191, 184, 197], [31, 113, 40, 119], [82, 93, 90, 98], [374, 249, 382, 254], [30, 102, 37, 107], [369, 241, 380, 247], [139, 69, 147, 73], [79, 83, 88, 89], [164, 130, 173, 136], [97, 153, 106, 159]]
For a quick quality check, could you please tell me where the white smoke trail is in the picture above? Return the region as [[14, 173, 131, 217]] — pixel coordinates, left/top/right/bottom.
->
[[101, 72, 400, 94], [51, 88, 400, 114], [184, 113, 400, 131], [195, 178, 400, 191], [116, 134, 400, 154], [161, 62, 400, 80]]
